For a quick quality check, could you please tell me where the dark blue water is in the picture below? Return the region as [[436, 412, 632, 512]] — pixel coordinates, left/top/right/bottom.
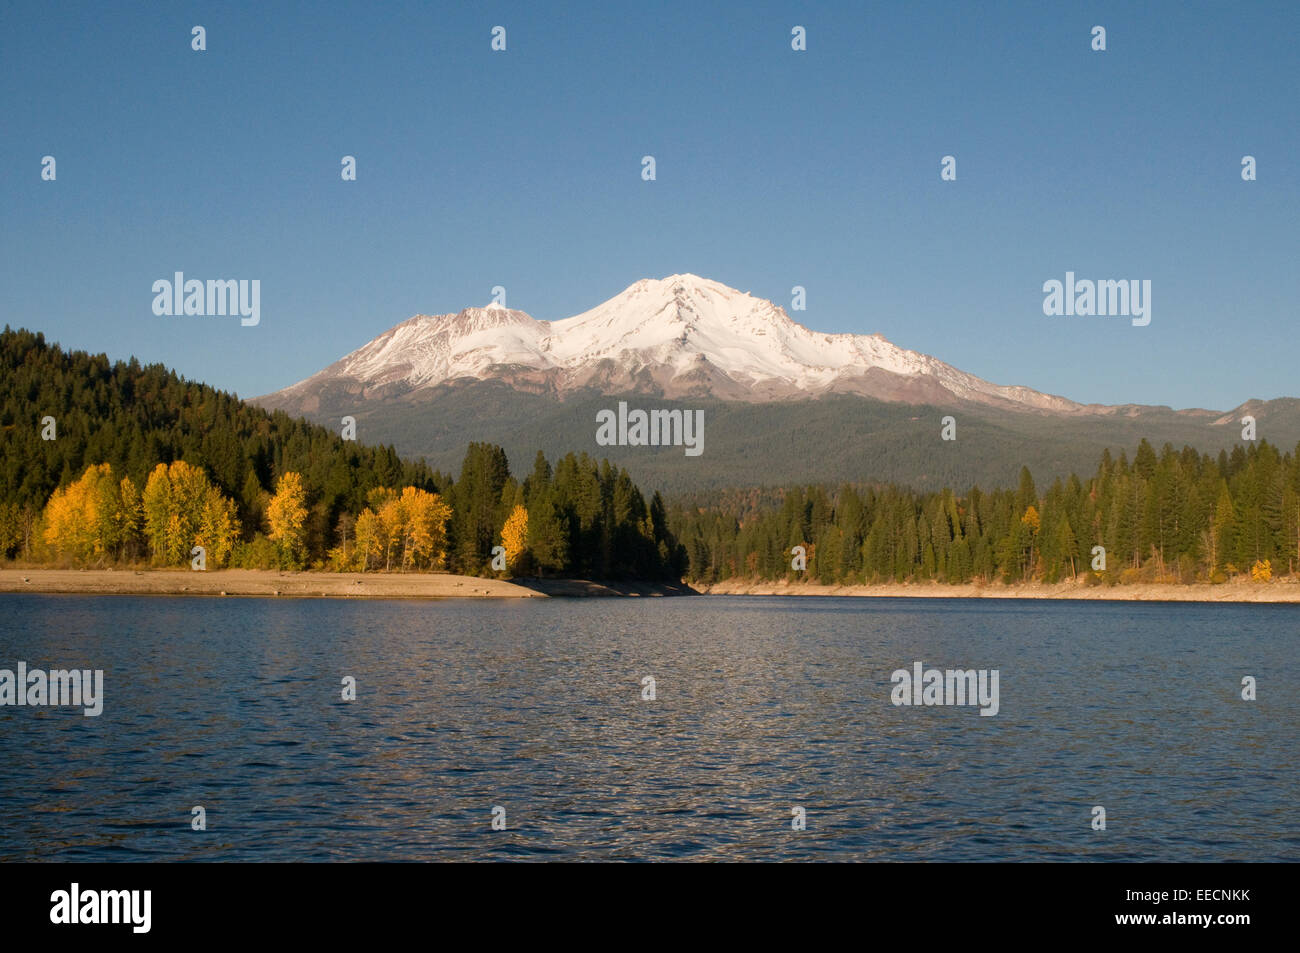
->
[[0, 594, 1295, 861]]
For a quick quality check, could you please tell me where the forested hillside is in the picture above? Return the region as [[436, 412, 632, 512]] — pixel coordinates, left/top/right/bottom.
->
[[0, 328, 684, 579], [669, 440, 1300, 586], [259, 377, 1300, 496], [7, 327, 1295, 589]]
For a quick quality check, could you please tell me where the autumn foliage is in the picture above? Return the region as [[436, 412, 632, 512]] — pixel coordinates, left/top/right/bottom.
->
[[331, 485, 452, 572], [42, 464, 142, 564], [500, 504, 528, 571], [267, 471, 308, 568], [38, 461, 238, 567], [141, 461, 239, 567]]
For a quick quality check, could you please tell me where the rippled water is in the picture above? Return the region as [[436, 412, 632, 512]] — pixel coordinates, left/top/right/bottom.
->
[[0, 594, 1296, 861]]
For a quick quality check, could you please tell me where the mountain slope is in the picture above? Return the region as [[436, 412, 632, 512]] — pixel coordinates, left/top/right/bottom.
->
[[250, 377, 1300, 495], [253, 276, 1300, 493], [262, 275, 1088, 412]]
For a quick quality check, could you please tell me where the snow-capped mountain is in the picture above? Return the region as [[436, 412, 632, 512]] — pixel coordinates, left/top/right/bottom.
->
[[260, 275, 1087, 413]]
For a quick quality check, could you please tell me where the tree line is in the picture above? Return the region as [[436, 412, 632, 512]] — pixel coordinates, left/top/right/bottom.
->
[[0, 328, 684, 578], [9, 326, 1298, 586], [668, 440, 1300, 586], [15, 442, 686, 577], [12, 444, 685, 579]]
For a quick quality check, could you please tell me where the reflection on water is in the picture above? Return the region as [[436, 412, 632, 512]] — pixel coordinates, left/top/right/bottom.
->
[[0, 594, 1296, 861]]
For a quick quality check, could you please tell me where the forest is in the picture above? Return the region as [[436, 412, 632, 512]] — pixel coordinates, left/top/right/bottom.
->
[[4, 326, 1296, 587], [0, 328, 684, 579], [668, 440, 1300, 586]]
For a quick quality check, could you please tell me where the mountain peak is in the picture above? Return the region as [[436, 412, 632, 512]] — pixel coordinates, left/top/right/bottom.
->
[[262, 275, 1084, 413], [628, 273, 755, 302]]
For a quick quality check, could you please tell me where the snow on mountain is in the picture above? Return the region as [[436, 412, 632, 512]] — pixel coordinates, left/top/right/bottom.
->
[[323, 306, 547, 389], [261, 275, 1086, 413]]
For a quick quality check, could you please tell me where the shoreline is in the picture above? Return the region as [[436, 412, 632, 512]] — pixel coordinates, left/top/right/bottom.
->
[[0, 568, 539, 599], [697, 578, 1300, 603], [3, 569, 1299, 603], [0, 568, 693, 599]]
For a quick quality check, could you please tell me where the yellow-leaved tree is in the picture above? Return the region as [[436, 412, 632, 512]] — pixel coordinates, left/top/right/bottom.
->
[[500, 504, 528, 572], [141, 461, 239, 567], [336, 486, 452, 572], [376, 492, 404, 571], [115, 476, 144, 560], [266, 471, 308, 569], [351, 508, 384, 572], [42, 463, 142, 564], [398, 486, 452, 570]]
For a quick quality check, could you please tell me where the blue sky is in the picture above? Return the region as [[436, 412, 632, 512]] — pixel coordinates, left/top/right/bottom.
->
[[2, 0, 1296, 409]]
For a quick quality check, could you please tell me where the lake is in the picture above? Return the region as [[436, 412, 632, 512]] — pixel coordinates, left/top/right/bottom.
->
[[0, 594, 1295, 861]]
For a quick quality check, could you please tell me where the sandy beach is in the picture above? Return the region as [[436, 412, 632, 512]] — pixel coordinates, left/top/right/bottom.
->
[[698, 577, 1300, 602], [2, 568, 1298, 602], [0, 568, 701, 599], [0, 568, 544, 599]]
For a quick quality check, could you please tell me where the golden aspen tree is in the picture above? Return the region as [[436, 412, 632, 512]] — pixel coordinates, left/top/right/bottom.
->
[[42, 479, 88, 560], [266, 471, 308, 568], [501, 504, 528, 570], [163, 511, 186, 566], [42, 464, 127, 564], [353, 508, 383, 572], [116, 476, 143, 560], [141, 463, 176, 562], [195, 489, 239, 567], [142, 460, 239, 567], [399, 487, 453, 570], [377, 494, 404, 570], [431, 494, 452, 569], [400, 487, 430, 570]]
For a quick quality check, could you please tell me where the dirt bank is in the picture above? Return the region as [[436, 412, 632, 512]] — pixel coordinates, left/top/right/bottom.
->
[[697, 577, 1300, 603]]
